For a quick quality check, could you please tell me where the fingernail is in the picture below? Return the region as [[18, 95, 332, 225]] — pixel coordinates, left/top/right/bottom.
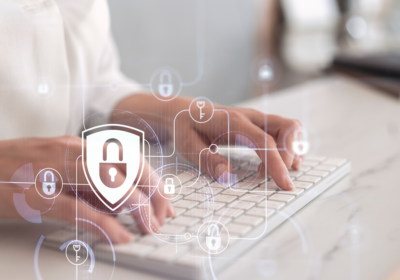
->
[[285, 174, 295, 190], [119, 230, 132, 243], [216, 163, 228, 178]]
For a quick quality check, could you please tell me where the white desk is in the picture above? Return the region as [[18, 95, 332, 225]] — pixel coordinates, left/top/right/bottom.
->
[[1, 76, 399, 280]]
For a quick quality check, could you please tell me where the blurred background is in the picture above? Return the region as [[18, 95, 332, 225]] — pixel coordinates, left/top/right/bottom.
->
[[109, 0, 400, 105]]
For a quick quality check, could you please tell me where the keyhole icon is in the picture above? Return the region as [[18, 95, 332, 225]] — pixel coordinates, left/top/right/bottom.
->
[[212, 239, 216, 247], [109, 168, 117, 182], [47, 185, 51, 193]]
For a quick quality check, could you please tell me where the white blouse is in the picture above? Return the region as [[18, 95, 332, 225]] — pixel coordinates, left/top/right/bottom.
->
[[0, 0, 140, 139]]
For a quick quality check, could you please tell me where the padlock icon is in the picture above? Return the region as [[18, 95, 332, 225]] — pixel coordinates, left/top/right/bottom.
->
[[158, 70, 173, 97], [292, 129, 309, 156], [206, 224, 221, 251], [258, 64, 274, 81], [42, 171, 56, 195], [37, 80, 49, 95], [99, 139, 127, 188], [164, 178, 175, 194]]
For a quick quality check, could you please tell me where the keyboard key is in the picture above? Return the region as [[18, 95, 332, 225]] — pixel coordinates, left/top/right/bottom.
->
[[234, 215, 264, 227], [256, 200, 285, 210], [314, 164, 337, 172], [184, 193, 211, 202], [299, 166, 311, 172], [240, 194, 265, 203], [235, 183, 260, 190], [232, 169, 255, 180], [213, 194, 237, 203], [277, 188, 304, 196], [112, 243, 155, 258], [240, 175, 267, 186], [226, 223, 252, 236], [297, 175, 321, 183], [245, 207, 270, 217], [302, 160, 319, 167], [293, 181, 313, 189], [138, 234, 164, 246], [183, 209, 212, 219], [147, 244, 190, 262], [215, 208, 244, 221], [173, 207, 187, 217], [170, 216, 200, 227], [184, 182, 205, 190], [305, 155, 326, 162], [288, 170, 303, 178], [257, 182, 281, 191], [201, 175, 215, 183], [208, 182, 228, 189], [197, 202, 226, 211], [269, 194, 296, 203], [228, 201, 255, 210], [306, 170, 329, 177], [171, 195, 183, 202], [221, 189, 247, 197], [173, 200, 199, 209], [323, 158, 346, 166], [176, 187, 195, 196], [196, 187, 223, 195], [159, 224, 186, 234], [177, 172, 197, 184]]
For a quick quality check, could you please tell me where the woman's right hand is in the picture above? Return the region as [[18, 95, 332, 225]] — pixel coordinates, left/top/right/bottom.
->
[[0, 136, 174, 244]]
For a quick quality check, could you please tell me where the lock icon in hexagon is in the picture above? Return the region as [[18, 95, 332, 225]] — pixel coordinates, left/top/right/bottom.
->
[[158, 70, 173, 97], [206, 224, 221, 251], [42, 171, 56, 195], [164, 178, 175, 194], [99, 139, 127, 188]]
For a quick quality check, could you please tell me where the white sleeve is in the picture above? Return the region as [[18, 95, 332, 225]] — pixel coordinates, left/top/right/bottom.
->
[[85, 34, 145, 124]]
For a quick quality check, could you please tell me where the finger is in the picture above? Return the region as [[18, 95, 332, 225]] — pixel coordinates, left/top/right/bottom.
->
[[239, 112, 302, 168], [276, 121, 302, 170], [182, 129, 232, 181], [292, 156, 302, 170], [43, 193, 132, 245], [137, 156, 174, 225], [242, 123, 294, 191], [128, 189, 161, 234]]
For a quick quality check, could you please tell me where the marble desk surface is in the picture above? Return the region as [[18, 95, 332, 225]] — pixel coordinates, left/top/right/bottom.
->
[[1, 75, 399, 280]]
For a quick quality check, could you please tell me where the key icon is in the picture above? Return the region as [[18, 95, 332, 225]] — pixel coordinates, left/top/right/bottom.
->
[[73, 245, 81, 262], [197, 101, 205, 119]]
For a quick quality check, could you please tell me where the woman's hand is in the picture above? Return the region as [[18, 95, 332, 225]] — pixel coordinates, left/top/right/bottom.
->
[[0, 136, 174, 244], [116, 94, 303, 191]]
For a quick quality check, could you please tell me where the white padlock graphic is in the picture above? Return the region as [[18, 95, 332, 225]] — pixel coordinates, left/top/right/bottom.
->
[[158, 70, 173, 97], [42, 171, 56, 195], [292, 129, 309, 155], [206, 224, 221, 250], [164, 178, 175, 194]]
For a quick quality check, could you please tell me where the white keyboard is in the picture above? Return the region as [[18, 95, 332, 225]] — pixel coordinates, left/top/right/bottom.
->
[[43, 155, 350, 279]]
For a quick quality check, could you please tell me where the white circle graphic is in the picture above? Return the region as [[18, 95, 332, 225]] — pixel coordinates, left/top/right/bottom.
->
[[35, 168, 64, 200]]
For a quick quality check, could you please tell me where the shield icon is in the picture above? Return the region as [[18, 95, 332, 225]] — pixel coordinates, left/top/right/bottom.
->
[[82, 124, 144, 211]]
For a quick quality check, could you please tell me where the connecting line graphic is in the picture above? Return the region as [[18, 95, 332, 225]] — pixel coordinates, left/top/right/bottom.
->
[[76, 155, 82, 241], [144, 109, 188, 158]]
